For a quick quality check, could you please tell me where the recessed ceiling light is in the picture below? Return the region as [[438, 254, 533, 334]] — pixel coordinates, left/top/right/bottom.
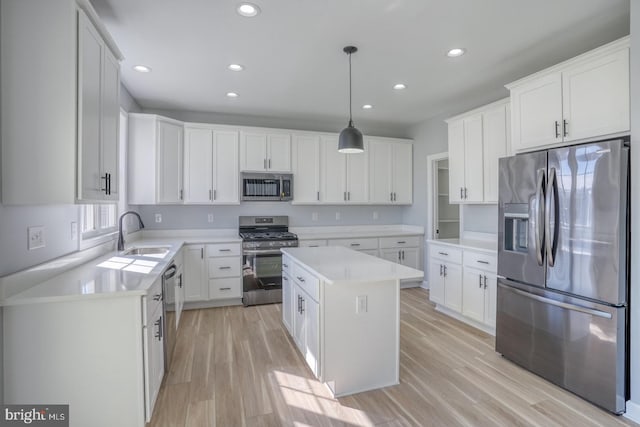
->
[[228, 64, 244, 71], [447, 48, 466, 57], [226, 92, 239, 98], [362, 104, 373, 110], [237, 3, 260, 17], [133, 65, 151, 73], [393, 83, 406, 90]]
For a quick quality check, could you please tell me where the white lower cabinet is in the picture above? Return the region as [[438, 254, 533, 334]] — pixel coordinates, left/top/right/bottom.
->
[[292, 277, 320, 377], [282, 271, 294, 334], [184, 242, 242, 304], [143, 278, 164, 422], [184, 244, 207, 302], [428, 242, 496, 331]]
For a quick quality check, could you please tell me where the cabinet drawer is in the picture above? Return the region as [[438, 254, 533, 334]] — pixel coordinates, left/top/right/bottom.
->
[[282, 255, 292, 275], [379, 235, 421, 249], [208, 257, 241, 278], [429, 244, 462, 264], [209, 278, 242, 300], [328, 237, 378, 251], [206, 243, 241, 257], [299, 239, 328, 248], [144, 279, 163, 327], [292, 263, 320, 302], [463, 250, 497, 273]]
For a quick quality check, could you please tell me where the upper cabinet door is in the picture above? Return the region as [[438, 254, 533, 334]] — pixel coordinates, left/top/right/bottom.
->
[[267, 134, 292, 172], [392, 143, 413, 204], [448, 120, 465, 203], [240, 132, 268, 171], [482, 104, 508, 203], [77, 11, 103, 202], [561, 49, 630, 142], [368, 139, 393, 204], [321, 136, 347, 203], [100, 48, 120, 201], [157, 121, 183, 204], [212, 130, 239, 204], [510, 72, 563, 151], [293, 135, 321, 203], [183, 127, 213, 204], [346, 145, 368, 203], [463, 115, 484, 203]]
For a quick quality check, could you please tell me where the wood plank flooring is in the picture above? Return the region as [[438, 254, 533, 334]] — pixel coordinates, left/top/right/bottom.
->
[[149, 288, 637, 427]]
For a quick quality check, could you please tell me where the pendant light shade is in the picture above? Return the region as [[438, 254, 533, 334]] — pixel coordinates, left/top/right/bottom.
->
[[338, 46, 364, 154]]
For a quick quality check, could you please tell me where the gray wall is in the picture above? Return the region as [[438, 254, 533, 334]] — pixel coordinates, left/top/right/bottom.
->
[[462, 205, 498, 234], [629, 0, 639, 412], [133, 203, 404, 229], [121, 83, 142, 113]]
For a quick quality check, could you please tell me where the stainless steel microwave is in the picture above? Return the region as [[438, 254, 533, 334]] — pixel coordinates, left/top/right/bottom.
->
[[241, 173, 293, 201]]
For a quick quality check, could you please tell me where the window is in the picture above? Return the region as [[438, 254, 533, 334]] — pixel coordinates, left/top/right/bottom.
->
[[81, 204, 118, 239]]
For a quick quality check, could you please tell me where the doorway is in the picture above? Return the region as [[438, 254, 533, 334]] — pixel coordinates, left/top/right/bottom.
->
[[428, 153, 460, 240]]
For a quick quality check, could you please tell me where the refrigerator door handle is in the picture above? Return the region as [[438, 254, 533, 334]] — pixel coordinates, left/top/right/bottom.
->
[[535, 169, 545, 266], [503, 284, 613, 319], [545, 167, 559, 267]]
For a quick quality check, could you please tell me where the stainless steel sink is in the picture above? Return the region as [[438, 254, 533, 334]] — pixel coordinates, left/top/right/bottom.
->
[[122, 246, 171, 257]]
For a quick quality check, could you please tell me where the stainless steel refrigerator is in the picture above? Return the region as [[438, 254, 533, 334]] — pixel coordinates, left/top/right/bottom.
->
[[496, 138, 629, 414]]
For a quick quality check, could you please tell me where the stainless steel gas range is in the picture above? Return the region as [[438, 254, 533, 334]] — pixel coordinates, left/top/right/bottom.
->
[[239, 216, 298, 306]]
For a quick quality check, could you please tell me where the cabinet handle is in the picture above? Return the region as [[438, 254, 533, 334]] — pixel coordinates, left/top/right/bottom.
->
[[348, 191, 351, 201], [440, 264, 443, 276], [201, 248, 204, 259], [350, 243, 361, 247], [438, 252, 448, 256], [460, 187, 463, 199], [219, 287, 231, 291], [209, 189, 213, 200], [344, 191, 347, 201], [443, 265, 447, 277], [317, 191, 320, 201], [178, 274, 183, 288], [297, 276, 306, 283], [153, 293, 162, 301], [477, 260, 489, 265], [300, 297, 305, 314], [219, 266, 231, 270], [555, 120, 560, 138], [180, 189, 184, 200], [219, 248, 231, 252], [264, 159, 267, 169], [464, 188, 468, 199], [298, 295, 302, 313], [397, 241, 406, 244], [393, 192, 396, 201], [479, 274, 483, 288], [283, 263, 289, 268], [309, 245, 319, 247], [390, 192, 393, 201], [268, 159, 272, 169], [155, 316, 163, 341], [484, 275, 488, 289], [101, 174, 108, 193], [283, 276, 288, 281], [398, 250, 401, 261], [563, 120, 568, 137], [402, 250, 405, 260]]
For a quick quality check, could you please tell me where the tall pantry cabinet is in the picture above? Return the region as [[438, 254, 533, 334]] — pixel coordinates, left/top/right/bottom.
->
[[1, 0, 123, 204]]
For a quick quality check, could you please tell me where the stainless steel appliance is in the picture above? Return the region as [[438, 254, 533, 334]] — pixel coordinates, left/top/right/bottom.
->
[[240, 216, 298, 306], [162, 263, 178, 371], [241, 172, 293, 201], [496, 138, 629, 414]]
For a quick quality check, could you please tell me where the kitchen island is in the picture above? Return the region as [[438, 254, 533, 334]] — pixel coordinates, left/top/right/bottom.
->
[[281, 246, 423, 397]]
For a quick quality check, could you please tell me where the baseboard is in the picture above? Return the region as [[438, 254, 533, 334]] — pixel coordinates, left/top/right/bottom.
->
[[420, 280, 429, 290], [434, 305, 496, 336], [625, 400, 640, 423]]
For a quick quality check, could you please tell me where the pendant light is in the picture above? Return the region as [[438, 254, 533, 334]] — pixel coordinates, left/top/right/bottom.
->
[[338, 46, 364, 153]]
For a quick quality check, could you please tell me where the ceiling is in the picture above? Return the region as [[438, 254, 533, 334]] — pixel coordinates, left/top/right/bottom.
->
[[92, 0, 630, 133]]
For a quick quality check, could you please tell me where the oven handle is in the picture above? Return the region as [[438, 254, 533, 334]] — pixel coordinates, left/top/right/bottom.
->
[[242, 249, 285, 255]]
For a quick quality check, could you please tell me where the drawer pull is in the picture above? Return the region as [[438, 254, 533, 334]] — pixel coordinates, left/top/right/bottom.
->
[[219, 266, 231, 270], [309, 245, 319, 248], [283, 276, 288, 281], [283, 263, 289, 268], [219, 249, 232, 252], [153, 294, 162, 301], [477, 260, 489, 265], [438, 252, 448, 256], [297, 276, 306, 283], [219, 287, 231, 291], [397, 241, 406, 244], [350, 243, 361, 247]]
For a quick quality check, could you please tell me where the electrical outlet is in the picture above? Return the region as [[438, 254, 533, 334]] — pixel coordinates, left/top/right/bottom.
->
[[207, 213, 214, 223], [28, 226, 45, 250], [71, 222, 78, 241], [155, 213, 162, 223], [312, 212, 318, 221], [335, 212, 341, 221], [356, 295, 368, 314], [373, 211, 379, 220]]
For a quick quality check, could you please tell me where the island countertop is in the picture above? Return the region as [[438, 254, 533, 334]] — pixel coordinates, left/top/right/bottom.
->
[[281, 246, 424, 285]]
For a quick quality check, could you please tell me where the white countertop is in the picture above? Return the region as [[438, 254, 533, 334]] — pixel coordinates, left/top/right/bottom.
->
[[281, 247, 424, 285], [426, 238, 497, 253], [291, 225, 424, 240]]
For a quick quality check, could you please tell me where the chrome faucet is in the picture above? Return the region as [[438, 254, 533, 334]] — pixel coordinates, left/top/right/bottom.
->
[[117, 211, 145, 251]]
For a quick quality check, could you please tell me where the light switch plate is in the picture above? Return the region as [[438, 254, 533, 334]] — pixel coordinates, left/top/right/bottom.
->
[[312, 212, 318, 221], [28, 226, 45, 250], [356, 295, 367, 314], [155, 214, 162, 223], [71, 222, 78, 241], [373, 211, 379, 220], [335, 212, 341, 221], [207, 213, 214, 223]]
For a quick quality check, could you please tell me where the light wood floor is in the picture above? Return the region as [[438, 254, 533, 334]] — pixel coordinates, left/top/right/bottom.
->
[[149, 288, 637, 427]]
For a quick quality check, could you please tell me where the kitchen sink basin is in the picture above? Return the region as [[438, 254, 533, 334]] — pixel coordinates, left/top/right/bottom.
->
[[122, 246, 171, 257]]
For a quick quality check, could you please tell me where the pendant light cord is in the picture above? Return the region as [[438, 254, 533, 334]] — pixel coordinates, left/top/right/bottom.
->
[[348, 52, 353, 125]]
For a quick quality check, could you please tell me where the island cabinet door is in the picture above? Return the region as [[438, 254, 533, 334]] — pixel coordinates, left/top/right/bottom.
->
[[282, 273, 293, 334], [304, 296, 320, 378], [429, 259, 445, 305], [293, 286, 306, 351]]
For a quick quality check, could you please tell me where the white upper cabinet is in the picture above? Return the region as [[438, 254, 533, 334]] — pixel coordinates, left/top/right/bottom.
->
[[293, 134, 321, 203], [508, 37, 629, 152], [128, 114, 184, 205], [368, 138, 413, 204], [447, 99, 509, 204], [320, 136, 368, 204], [240, 131, 291, 172], [184, 125, 239, 205], [1, 1, 122, 204]]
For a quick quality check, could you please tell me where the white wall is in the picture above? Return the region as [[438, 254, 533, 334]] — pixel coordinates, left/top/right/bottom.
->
[[628, 0, 640, 418]]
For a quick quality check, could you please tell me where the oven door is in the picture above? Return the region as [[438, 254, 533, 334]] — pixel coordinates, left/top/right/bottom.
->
[[242, 249, 283, 292]]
